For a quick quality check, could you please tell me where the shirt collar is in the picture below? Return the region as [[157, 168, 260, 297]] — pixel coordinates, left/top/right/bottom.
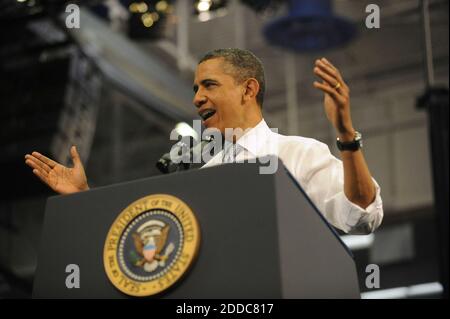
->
[[235, 118, 272, 157]]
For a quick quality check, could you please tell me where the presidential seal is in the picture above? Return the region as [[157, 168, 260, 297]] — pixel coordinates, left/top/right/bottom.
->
[[103, 194, 200, 297]]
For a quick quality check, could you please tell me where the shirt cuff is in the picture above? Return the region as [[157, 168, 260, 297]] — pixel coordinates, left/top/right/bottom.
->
[[343, 178, 384, 234], [324, 178, 383, 235]]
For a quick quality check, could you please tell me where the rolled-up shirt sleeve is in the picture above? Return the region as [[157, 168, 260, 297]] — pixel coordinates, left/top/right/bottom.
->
[[323, 177, 383, 234], [287, 139, 384, 235]]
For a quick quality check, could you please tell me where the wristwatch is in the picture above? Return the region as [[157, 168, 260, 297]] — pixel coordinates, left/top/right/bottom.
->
[[336, 131, 363, 151]]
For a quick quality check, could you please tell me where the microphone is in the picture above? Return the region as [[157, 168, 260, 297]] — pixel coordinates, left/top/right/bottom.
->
[[156, 122, 214, 174], [156, 138, 213, 174]]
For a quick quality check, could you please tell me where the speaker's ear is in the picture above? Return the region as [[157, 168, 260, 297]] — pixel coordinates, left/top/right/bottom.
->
[[243, 78, 260, 104]]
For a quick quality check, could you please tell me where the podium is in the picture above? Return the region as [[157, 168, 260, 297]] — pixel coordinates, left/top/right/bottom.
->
[[33, 158, 360, 298]]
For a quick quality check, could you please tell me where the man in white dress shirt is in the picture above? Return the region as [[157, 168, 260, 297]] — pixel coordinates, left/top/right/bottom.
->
[[25, 48, 383, 235], [194, 49, 382, 235]]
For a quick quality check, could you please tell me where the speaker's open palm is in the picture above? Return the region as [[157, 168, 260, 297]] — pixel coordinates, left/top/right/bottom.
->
[[25, 146, 89, 195]]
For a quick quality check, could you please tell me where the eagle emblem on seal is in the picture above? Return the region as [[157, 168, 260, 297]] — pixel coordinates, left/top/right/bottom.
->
[[130, 219, 175, 272]]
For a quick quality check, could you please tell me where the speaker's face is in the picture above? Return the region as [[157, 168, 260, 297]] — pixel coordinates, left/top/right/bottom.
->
[[193, 58, 246, 134]]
